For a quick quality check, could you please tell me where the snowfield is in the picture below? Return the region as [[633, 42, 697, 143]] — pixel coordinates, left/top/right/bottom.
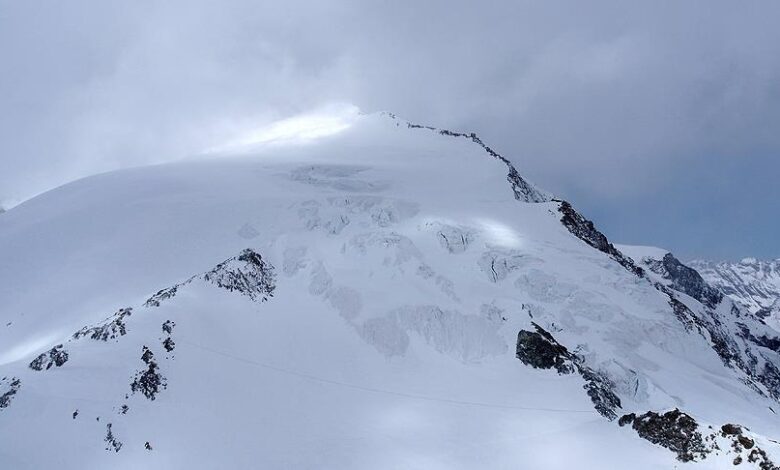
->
[[1, 112, 778, 469]]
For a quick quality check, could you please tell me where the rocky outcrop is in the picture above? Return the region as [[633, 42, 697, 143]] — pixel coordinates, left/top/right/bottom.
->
[[130, 346, 166, 401], [516, 327, 574, 374], [556, 201, 644, 278], [620, 411, 779, 468], [619, 409, 707, 462], [516, 323, 621, 420], [162, 321, 176, 353], [0, 377, 21, 410], [104, 423, 122, 452], [144, 285, 179, 308], [645, 253, 722, 308], [145, 248, 276, 307], [29, 345, 69, 371], [402, 118, 550, 203], [203, 249, 276, 301], [73, 308, 132, 341]]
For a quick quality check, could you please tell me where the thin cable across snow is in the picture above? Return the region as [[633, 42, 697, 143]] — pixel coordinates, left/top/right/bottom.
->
[[179, 338, 596, 414]]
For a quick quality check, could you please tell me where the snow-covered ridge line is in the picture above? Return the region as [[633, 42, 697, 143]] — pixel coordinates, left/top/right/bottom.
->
[[145, 248, 275, 307], [0, 247, 277, 453], [556, 200, 645, 278], [379, 112, 550, 203]]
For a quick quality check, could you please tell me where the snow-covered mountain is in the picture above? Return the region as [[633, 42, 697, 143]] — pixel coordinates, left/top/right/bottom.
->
[[1, 112, 779, 469], [690, 258, 780, 328]]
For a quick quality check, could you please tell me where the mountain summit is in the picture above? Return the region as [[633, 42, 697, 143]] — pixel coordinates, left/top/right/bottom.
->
[[0, 113, 778, 469]]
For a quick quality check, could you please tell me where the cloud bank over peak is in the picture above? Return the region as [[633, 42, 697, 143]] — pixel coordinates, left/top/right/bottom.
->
[[1, 0, 778, 259]]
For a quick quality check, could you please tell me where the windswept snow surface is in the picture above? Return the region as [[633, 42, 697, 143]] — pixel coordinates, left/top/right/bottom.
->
[[1, 113, 778, 469]]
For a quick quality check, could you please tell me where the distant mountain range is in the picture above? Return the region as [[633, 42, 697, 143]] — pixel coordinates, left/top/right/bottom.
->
[[690, 258, 780, 328]]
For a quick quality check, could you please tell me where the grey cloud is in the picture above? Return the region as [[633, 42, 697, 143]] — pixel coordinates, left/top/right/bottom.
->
[[1, 0, 778, 258]]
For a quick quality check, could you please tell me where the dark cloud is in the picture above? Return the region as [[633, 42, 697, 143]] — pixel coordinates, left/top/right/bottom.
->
[[1, 0, 778, 259]]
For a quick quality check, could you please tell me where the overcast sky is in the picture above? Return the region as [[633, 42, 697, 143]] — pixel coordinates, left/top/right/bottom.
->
[[1, 0, 778, 260]]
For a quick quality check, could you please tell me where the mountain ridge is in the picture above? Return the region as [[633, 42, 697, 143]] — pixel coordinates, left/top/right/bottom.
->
[[1, 112, 779, 469]]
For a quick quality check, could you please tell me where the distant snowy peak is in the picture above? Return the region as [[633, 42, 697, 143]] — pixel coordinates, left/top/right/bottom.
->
[[689, 258, 780, 321]]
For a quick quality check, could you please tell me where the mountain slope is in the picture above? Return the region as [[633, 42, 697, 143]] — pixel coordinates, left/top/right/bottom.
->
[[1, 113, 778, 469]]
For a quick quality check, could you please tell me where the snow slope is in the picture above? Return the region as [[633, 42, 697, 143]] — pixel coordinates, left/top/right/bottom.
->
[[1, 112, 779, 469]]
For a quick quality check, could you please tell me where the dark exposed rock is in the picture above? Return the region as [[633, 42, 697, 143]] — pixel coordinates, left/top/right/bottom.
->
[[619, 409, 707, 462], [756, 335, 780, 352], [719, 424, 777, 469], [621, 411, 778, 467], [145, 441, 153, 451], [645, 253, 723, 308], [104, 423, 122, 452], [130, 346, 167, 401], [747, 447, 778, 470], [0, 377, 21, 409], [162, 320, 176, 352], [741, 329, 780, 354], [29, 344, 69, 371], [146, 249, 276, 307], [162, 320, 175, 335], [556, 201, 644, 278], [618, 413, 636, 427], [516, 323, 621, 420], [141, 347, 154, 364], [72, 409, 79, 419], [516, 327, 574, 374], [579, 367, 622, 421], [203, 249, 276, 301], [739, 436, 756, 449], [662, 288, 703, 333], [73, 308, 132, 341], [145, 285, 179, 307], [722, 423, 743, 436]]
